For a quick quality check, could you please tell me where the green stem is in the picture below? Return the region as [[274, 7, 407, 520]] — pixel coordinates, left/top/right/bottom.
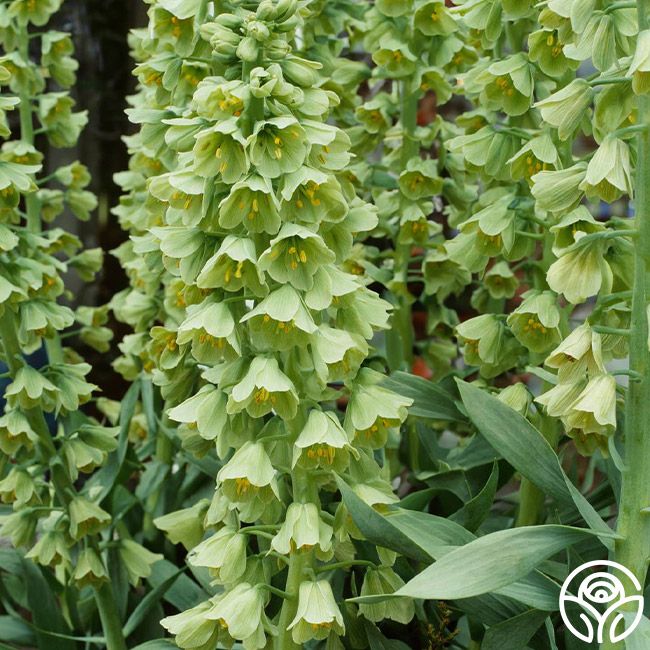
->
[[17, 23, 64, 366], [589, 76, 632, 86], [93, 583, 128, 650], [315, 560, 376, 573], [603, 3, 650, 646], [386, 80, 419, 372], [275, 419, 311, 650], [17, 27, 39, 235]]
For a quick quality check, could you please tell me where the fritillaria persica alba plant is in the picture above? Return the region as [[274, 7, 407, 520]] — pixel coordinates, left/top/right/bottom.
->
[[3, 0, 650, 648], [114, 1, 416, 649]]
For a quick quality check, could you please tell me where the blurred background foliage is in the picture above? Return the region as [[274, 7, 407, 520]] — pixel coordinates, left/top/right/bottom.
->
[[50, 0, 147, 399]]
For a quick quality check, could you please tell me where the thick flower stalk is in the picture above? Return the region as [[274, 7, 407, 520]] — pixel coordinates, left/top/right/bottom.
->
[[0, 2, 156, 648], [115, 1, 413, 648]]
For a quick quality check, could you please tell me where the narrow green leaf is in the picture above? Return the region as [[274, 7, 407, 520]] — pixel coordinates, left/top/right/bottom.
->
[[89, 378, 140, 502], [456, 380, 614, 548], [495, 571, 561, 611], [141, 377, 158, 437], [624, 614, 650, 650], [148, 560, 208, 612], [450, 461, 499, 532], [364, 621, 411, 650], [21, 559, 75, 650], [385, 509, 475, 551], [395, 525, 597, 600], [124, 568, 185, 638], [0, 615, 35, 645], [383, 371, 466, 421], [131, 641, 177, 650], [336, 476, 434, 562], [482, 609, 549, 650]]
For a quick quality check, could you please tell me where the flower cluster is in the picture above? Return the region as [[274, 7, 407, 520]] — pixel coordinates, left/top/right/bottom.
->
[[0, 0, 158, 628], [438, 0, 637, 455], [114, 1, 414, 647]]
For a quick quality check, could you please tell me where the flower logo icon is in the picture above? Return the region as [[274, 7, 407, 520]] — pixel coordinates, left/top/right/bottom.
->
[[559, 560, 644, 644]]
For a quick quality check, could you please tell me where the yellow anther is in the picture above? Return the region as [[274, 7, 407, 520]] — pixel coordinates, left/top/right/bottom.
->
[[255, 388, 269, 403], [235, 477, 251, 496], [299, 250, 307, 263], [215, 147, 222, 159]]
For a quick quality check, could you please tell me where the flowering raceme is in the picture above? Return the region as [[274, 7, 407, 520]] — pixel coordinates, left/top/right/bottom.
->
[[113, 1, 413, 648]]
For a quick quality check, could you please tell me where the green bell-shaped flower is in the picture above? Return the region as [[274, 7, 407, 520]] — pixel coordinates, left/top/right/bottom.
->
[[271, 502, 334, 558], [193, 118, 248, 184], [188, 526, 248, 584], [531, 163, 587, 213], [241, 284, 317, 351], [218, 174, 281, 235], [414, 0, 457, 36], [484, 261, 518, 299], [312, 325, 368, 382], [544, 322, 606, 382], [205, 583, 272, 649], [227, 356, 298, 420], [119, 539, 163, 588], [0, 467, 35, 507], [293, 409, 355, 471], [359, 566, 415, 624], [456, 314, 524, 378], [535, 78, 593, 141], [196, 235, 267, 296], [25, 526, 70, 568], [5, 365, 59, 410], [344, 368, 411, 448], [549, 206, 604, 255], [423, 249, 472, 300], [398, 158, 443, 201], [629, 29, 650, 94], [68, 495, 111, 540], [564, 374, 617, 455], [7, 0, 61, 27], [176, 298, 240, 364], [580, 136, 633, 202], [288, 580, 345, 643], [280, 167, 348, 224], [160, 600, 222, 650], [217, 441, 279, 522], [547, 236, 613, 304], [72, 548, 108, 589], [154, 499, 210, 550], [479, 53, 535, 116], [508, 133, 559, 184], [0, 409, 37, 454], [528, 28, 577, 77], [248, 116, 308, 178], [258, 223, 336, 291], [507, 290, 561, 353]]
